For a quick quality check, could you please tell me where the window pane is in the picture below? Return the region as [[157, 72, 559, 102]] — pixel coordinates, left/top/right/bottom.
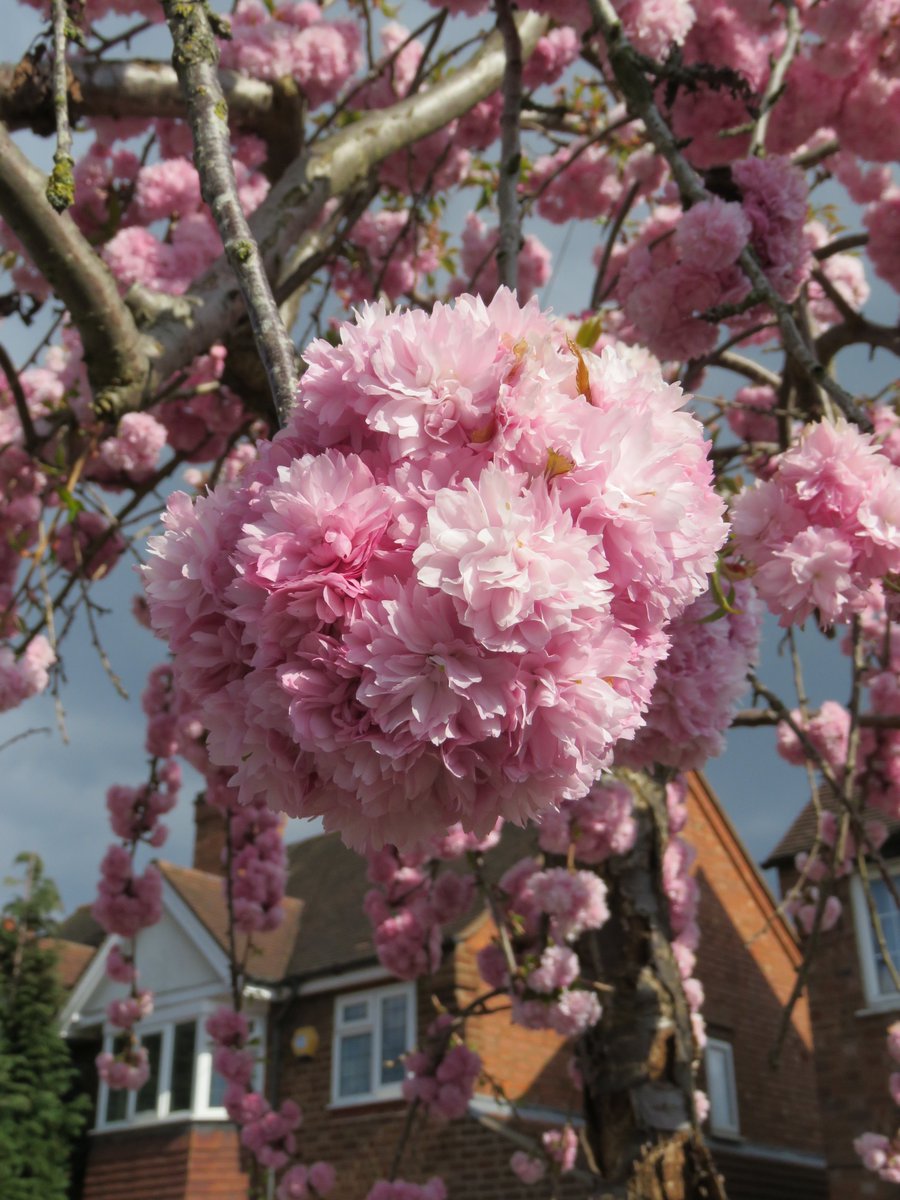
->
[[339, 1032, 372, 1097], [342, 1000, 368, 1023], [209, 1058, 228, 1109], [170, 1021, 197, 1112], [871, 878, 900, 993], [135, 1032, 163, 1114], [706, 1043, 738, 1133], [380, 995, 408, 1086], [105, 1080, 128, 1123]]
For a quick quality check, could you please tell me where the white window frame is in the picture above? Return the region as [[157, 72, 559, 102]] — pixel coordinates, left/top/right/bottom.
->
[[704, 1038, 740, 1140], [851, 867, 900, 1012], [330, 982, 416, 1108], [95, 1003, 265, 1131]]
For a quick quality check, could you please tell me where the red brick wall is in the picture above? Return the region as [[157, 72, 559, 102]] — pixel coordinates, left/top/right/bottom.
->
[[687, 776, 823, 1157], [81, 1123, 248, 1200], [776, 866, 900, 1200]]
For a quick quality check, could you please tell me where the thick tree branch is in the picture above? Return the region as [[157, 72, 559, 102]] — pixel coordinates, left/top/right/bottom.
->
[[161, 0, 299, 424], [584, 0, 872, 432], [132, 11, 547, 417], [0, 56, 275, 135], [0, 121, 148, 409]]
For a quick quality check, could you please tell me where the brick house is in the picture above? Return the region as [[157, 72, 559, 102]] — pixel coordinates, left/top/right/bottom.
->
[[60, 773, 826, 1199], [766, 801, 900, 1200]]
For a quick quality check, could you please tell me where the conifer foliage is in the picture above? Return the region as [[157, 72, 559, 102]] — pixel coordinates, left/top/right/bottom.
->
[[0, 854, 89, 1200]]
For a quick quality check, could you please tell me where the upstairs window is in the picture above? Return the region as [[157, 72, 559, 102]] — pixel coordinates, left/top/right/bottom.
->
[[704, 1038, 740, 1140], [852, 868, 900, 1007], [331, 983, 415, 1106], [97, 1012, 264, 1130]]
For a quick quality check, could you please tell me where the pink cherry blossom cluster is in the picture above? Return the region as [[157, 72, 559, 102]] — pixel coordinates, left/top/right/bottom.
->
[[105, 760, 180, 847], [617, 579, 762, 771], [403, 1016, 482, 1120], [143, 289, 725, 851], [365, 1180, 446, 1200], [205, 1008, 310, 1175], [731, 419, 900, 628], [96, 1043, 150, 1093], [364, 843, 476, 981], [613, 158, 809, 362], [92, 844, 163, 940], [106, 989, 153, 1031], [477, 858, 608, 1037], [452, 213, 551, 304], [0, 634, 55, 713], [856, 1021, 900, 1184], [205, 780, 287, 935], [537, 777, 637, 865], [278, 1162, 337, 1200], [509, 1122, 579, 1184], [220, 1, 361, 109], [333, 209, 441, 304], [663, 778, 705, 1042]]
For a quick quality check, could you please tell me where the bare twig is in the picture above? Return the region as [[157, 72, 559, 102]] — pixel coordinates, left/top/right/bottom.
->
[[46, 0, 75, 213], [591, 179, 640, 307], [0, 340, 37, 452], [495, 0, 523, 291], [748, 0, 800, 157]]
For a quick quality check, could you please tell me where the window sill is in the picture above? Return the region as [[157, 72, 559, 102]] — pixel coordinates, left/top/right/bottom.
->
[[856, 997, 900, 1017], [93, 1109, 230, 1134], [328, 1091, 406, 1113]]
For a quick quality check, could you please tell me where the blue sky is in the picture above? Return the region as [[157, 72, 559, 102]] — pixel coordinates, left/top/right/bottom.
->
[[0, 1, 896, 915]]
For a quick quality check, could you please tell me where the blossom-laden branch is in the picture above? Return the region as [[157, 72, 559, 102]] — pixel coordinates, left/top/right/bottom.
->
[[584, 0, 872, 432], [160, 0, 299, 425]]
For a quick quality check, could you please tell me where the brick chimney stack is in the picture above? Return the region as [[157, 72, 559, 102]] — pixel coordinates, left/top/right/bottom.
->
[[193, 796, 228, 875]]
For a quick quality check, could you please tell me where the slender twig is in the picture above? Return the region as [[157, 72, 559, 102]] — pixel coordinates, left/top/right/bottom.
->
[[731, 709, 900, 730], [584, 0, 872, 432], [0, 340, 38, 452], [0, 726, 52, 755], [495, 0, 523, 291], [46, 0, 75, 213], [813, 233, 868, 262], [748, 0, 800, 157], [161, 0, 299, 425], [715, 350, 782, 389], [591, 179, 640, 307]]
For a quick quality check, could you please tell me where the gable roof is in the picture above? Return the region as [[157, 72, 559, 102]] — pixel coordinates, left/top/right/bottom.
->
[[763, 792, 900, 868], [158, 861, 304, 985]]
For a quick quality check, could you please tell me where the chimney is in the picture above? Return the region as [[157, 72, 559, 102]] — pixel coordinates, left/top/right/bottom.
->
[[193, 795, 228, 875]]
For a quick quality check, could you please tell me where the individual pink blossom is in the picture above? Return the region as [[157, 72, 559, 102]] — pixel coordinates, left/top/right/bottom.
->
[[537, 779, 637, 865], [106, 990, 153, 1030], [547, 988, 602, 1037], [864, 192, 900, 294], [527, 946, 580, 994], [105, 944, 136, 985]]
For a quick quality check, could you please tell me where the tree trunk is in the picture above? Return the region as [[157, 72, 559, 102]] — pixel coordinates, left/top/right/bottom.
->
[[577, 772, 728, 1200]]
